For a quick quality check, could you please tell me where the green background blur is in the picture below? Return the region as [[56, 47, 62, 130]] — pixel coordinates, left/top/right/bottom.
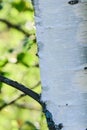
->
[[0, 0, 48, 130]]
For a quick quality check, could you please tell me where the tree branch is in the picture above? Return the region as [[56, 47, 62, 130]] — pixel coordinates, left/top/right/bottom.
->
[[0, 75, 61, 130], [0, 81, 41, 110], [0, 18, 31, 37], [0, 75, 41, 104]]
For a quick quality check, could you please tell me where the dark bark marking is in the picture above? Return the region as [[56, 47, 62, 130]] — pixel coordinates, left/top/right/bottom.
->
[[68, 0, 79, 5]]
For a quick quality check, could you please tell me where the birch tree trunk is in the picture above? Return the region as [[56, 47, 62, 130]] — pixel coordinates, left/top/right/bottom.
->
[[34, 0, 87, 130]]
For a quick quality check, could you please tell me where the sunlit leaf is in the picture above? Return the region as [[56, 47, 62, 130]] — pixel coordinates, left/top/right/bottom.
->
[[11, 0, 33, 12], [21, 121, 38, 130], [0, 58, 8, 67], [17, 52, 37, 67], [0, 70, 9, 91]]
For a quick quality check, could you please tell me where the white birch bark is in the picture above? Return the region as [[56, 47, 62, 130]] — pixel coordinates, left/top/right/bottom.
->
[[34, 0, 87, 129]]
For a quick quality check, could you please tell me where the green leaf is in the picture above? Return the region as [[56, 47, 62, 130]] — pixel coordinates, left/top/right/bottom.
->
[[0, 70, 9, 91], [11, 0, 32, 12], [21, 121, 38, 130], [22, 37, 31, 51], [0, 58, 8, 67], [0, 1, 3, 10], [0, 4, 3, 10], [17, 52, 36, 67]]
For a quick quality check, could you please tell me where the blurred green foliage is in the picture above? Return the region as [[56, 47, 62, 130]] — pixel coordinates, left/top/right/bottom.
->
[[0, 0, 48, 130]]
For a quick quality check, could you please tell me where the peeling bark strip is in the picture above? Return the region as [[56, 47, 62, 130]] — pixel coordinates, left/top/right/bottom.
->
[[34, 0, 87, 130], [41, 102, 63, 130]]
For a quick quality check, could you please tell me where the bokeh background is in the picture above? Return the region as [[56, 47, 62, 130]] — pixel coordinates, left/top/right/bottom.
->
[[0, 0, 48, 130]]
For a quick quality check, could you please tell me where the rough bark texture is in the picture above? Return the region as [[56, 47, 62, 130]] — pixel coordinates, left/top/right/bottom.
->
[[34, 0, 87, 129]]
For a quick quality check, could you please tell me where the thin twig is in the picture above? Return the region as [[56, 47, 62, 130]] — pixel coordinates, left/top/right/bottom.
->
[[14, 103, 41, 111], [31, 81, 41, 89], [0, 94, 25, 110], [0, 75, 41, 104], [0, 18, 31, 37]]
